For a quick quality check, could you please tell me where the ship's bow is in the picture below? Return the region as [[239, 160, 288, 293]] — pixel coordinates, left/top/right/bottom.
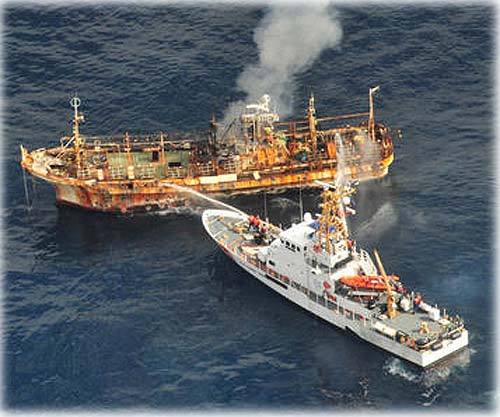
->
[[202, 209, 247, 243]]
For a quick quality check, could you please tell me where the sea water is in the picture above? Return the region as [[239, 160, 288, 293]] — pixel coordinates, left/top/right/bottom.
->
[[3, 4, 494, 410]]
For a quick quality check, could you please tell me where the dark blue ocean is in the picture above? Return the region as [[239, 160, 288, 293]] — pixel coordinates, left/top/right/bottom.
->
[[3, 4, 495, 410]]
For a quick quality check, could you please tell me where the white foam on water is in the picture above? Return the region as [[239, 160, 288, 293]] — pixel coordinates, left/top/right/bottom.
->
[[420, 387, 441, 407], [383, 348, 473, 393], [153, 206, 202, 217], [269, 196, 299, 209], [383, 358, 420, 383]]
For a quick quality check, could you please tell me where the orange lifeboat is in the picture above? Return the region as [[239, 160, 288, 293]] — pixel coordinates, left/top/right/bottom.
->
[[340, 275, 399, 291]]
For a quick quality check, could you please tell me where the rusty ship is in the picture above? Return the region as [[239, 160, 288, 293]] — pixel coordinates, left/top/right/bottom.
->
[[20, 86, 396, 214]]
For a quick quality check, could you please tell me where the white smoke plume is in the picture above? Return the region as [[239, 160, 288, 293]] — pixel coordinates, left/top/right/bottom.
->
[[222, 2, 343, 126]]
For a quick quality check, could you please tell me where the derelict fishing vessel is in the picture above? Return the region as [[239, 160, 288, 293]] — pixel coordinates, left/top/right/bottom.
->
[[202, 181, 468, 367], [20, 87, 396, 214]]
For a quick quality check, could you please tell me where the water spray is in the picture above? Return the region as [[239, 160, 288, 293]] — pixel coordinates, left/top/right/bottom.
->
[[160, 182, 246, 217]]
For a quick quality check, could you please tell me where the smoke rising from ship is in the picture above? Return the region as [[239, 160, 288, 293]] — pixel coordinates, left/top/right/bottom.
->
[[222, 2, 343, 127]]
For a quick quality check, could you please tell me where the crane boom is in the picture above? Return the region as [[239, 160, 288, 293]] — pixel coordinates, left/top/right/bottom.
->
[[373, 249, 397, 318]]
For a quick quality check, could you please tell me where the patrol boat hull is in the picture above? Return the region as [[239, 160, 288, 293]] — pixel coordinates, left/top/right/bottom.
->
[[202, 209, 468, 368]]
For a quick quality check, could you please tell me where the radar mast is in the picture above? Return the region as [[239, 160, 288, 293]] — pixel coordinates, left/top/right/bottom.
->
[[70, 96, 85, 167]]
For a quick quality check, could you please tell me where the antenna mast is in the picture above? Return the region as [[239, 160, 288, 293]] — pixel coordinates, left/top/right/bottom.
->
[[307, 93, 317, 157], [299, 181, 303, 222], [368, 86, 380, 142], [316, 181, 356, 255], [263, 191, 268, 223], [70, 96, 85, 168]]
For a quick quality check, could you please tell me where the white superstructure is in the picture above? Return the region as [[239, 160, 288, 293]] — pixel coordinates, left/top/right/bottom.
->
[[202, 183, 468, 368]]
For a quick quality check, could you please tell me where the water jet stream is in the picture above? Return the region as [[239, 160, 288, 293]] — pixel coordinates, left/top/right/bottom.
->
[[160, 182, 246, 217]]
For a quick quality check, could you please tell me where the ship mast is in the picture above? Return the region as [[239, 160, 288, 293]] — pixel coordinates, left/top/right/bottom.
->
[[317, 181, 355, 255], [70, 96, 85, 168], [368, 86, 380, 142], [307, 93, 317, 156]]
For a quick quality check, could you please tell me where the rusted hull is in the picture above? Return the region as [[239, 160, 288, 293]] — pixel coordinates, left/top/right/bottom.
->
[[20, 87, 398, 214], [27, 153, 393, 214]]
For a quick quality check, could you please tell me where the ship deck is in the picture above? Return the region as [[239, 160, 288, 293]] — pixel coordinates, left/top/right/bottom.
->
[[205, 212, 272, 255], [370, 294, 445, 336]]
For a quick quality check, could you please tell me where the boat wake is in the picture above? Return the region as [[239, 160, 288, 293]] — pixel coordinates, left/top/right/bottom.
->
[[383, 358, 421, 383], [383, 346, 471, 389], [420, 386, 441, 407]]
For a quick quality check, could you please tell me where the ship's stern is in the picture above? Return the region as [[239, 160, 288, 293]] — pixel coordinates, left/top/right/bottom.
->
[[420, 329, 469, 368]]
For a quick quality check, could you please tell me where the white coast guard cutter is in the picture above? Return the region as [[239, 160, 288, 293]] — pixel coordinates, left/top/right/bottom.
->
[[202, 181, 468, 367]]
